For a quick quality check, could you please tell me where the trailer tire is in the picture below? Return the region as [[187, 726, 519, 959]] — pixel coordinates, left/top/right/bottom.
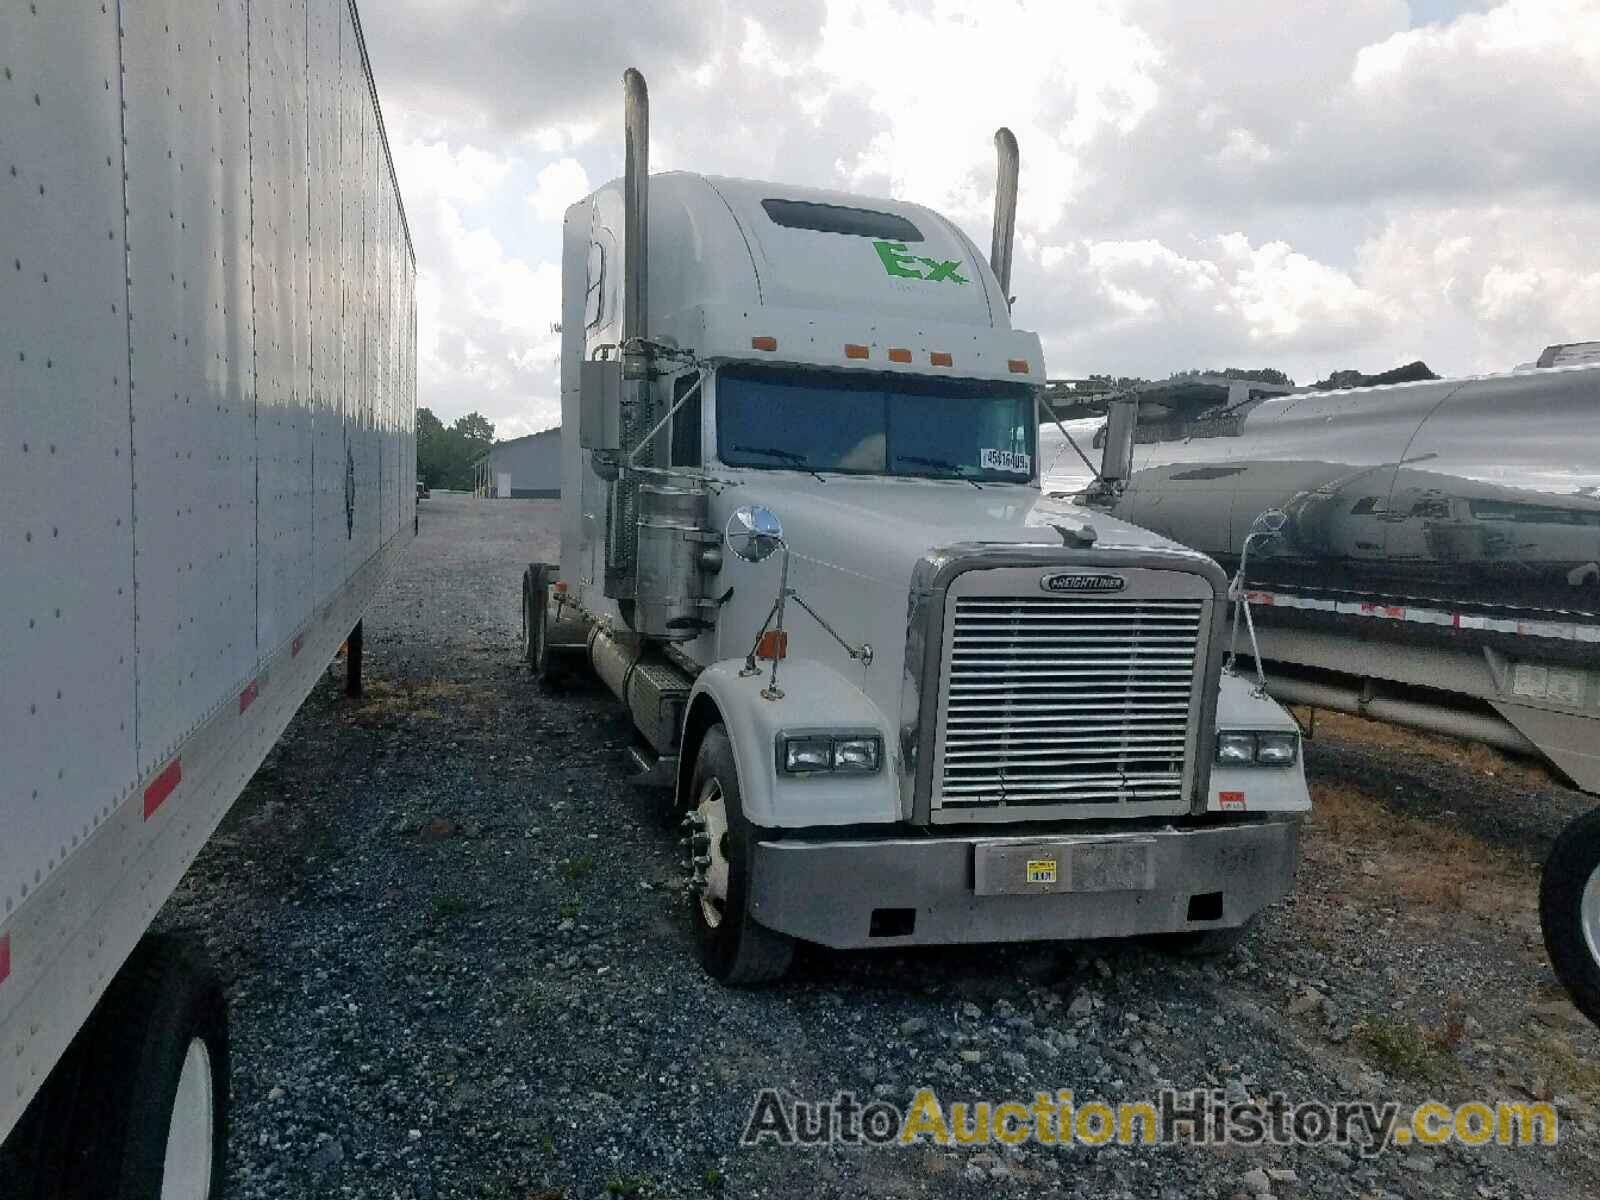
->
[[1146, 920, 1255, 959], [70, 934, 229, 1200], [1541, 806, 1600, 1028], [689, 725, 794, 986]]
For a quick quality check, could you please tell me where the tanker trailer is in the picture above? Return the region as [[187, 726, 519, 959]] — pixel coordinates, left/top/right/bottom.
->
[[1040, 366, 1600, 1027]]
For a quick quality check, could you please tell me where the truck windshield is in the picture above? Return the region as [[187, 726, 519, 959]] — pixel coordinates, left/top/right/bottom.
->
[[716, 364, 1037, 482]]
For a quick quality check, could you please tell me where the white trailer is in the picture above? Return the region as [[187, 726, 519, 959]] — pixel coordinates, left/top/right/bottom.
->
[[0, 2, 415, 1193]]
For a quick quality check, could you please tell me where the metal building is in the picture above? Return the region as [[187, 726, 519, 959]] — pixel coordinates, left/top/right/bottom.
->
[[473, 427, 562, 497]]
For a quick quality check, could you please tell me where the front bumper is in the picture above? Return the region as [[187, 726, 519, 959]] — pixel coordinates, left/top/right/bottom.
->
[[749, 817, 1301, 949]]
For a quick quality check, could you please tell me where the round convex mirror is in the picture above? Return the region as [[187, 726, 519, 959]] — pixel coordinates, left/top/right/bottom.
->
[[725, 505, 784, 563]]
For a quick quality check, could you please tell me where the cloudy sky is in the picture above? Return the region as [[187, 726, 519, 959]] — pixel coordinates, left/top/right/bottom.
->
[[365, 0, 1600, 439]]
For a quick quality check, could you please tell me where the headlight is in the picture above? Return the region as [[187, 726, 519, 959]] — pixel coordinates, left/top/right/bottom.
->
[[783, 737, 833, 773], [832, 737, 880, 773], [1216, 730, 1299, 766], [779, 732, 883, 775], [1254, 731, 1299, 765], [1216, 731, 1257, 765]]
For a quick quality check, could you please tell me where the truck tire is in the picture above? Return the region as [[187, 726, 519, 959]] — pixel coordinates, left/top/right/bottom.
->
[[688, 725, 795, 985], [1146, 920, 1255, 959], [522, 564, 564, 684], [1541, 807, 1600, 1028], [70, 935, 229, 1200]]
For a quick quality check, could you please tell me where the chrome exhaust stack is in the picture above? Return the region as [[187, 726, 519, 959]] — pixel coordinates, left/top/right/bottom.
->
[[989, 127, 1018, 309], [605, 67, 655, 600], [622, 67, 649, 360]]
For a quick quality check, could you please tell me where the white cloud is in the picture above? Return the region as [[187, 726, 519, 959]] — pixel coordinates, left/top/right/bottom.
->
[[391, 138, 511, 205], [359, 0, 1600, 433], [395, 137, 564, 438], [1357, 203, 1600, 371], [1026, 230, 1395, 380], [527, 158, 591, 224]]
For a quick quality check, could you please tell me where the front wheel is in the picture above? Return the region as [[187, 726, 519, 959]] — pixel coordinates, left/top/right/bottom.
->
[[1541, 807, 1600, 1028], [688, 725, 794, 985]]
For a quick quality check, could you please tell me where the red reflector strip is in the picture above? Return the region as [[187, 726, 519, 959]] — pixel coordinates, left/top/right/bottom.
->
[[844, 344, 869, 359], [291, 633, 305, 658], [0, 934, 10, 986], [143, 758, 182, 820], [1007, 359, 1030, 374], [887, 348, 912, 363], [239, 680, 259, 713], [756, 630, 788, 661], [751, 336, 778, 352], [930, 351, 953, 367]]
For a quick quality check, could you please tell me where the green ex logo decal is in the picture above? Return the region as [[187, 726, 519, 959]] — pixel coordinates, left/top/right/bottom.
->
[[873, 240, 969, 285]]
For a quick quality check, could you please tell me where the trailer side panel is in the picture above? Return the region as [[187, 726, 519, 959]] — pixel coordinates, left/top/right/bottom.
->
[[0, 0, 416, 1141]]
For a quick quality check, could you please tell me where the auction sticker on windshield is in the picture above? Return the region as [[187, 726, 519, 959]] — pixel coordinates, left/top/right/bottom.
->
[[980, 448, 1031, 474]]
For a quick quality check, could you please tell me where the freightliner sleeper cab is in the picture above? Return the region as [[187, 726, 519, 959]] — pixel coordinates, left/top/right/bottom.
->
[[523, 70, 1311, 983]]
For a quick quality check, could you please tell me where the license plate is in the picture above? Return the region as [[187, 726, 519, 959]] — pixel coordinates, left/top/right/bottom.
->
[[974, 839, 1156, 896]]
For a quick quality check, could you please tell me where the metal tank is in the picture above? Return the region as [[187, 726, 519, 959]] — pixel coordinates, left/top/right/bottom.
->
[[1044, 364, 1600, 791], [634, 482, 715, 640]]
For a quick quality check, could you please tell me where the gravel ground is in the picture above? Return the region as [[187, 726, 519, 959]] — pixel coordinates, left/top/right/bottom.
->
[[157, 490, 1600, 1199]]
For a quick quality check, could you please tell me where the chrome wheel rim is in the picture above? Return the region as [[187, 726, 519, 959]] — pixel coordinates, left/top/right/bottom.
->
[[1583, 864, 1600, 969], [696, 778, 731, 929], [161, 1037, 214, 1200]]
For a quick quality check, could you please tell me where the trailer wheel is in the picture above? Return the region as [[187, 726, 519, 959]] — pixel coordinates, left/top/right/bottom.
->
[[688, 725, 794, 986], [1541, 807, 1600, 1028], [71, 935, 229, 1200]]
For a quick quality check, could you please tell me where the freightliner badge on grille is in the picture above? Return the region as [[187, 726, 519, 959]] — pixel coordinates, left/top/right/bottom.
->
[[1039, 572, 1126, 594]]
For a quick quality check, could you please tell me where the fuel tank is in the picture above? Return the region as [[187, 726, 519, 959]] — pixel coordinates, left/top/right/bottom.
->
[[1042, 364, 1600, 790]]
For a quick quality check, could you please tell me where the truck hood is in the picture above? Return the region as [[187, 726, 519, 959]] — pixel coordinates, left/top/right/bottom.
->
[[731, 474, 1193, 585]]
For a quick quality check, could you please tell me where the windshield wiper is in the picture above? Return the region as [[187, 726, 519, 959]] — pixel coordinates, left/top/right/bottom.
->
[[898, 455, 983, 488], [732, 445, 827, 484], [735, 445, 808, 465]]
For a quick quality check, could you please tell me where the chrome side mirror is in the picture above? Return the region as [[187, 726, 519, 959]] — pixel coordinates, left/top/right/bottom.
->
[[725, 505, 784, 563]]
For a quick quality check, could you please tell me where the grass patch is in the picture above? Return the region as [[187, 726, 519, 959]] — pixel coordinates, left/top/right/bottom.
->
[[1308, 782, 1534, 918], [1357, 1016, 1460, 1083], [432, 894, 473, 920], [605, 1175, 653, 1198], [1306, 709, 1556, 789], [560, 854, 596, 883], [343, 679, 473, 724], [558, 900, 581, 920]]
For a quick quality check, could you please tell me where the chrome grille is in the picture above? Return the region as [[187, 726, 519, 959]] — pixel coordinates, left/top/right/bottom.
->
[[936, 595, 1205, 811]]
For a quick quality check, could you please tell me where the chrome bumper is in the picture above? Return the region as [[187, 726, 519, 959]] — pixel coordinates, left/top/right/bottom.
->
[[748, 818, 1301, 949]]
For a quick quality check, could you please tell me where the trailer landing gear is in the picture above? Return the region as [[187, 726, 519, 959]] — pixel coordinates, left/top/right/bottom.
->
[[345, 620, 363, 699]]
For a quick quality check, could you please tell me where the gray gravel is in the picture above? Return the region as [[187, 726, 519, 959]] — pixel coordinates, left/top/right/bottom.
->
[[155, 491, 1600, 1199]]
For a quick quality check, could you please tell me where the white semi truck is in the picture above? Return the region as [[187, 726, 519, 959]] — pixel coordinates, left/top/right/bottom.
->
[[524, 71, 1311, 985], [0, 2, 415, 1194]]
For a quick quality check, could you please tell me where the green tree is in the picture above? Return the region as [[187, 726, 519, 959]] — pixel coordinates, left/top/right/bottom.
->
[[453, 411, 494, 444], [415, 407, 497, 490]]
